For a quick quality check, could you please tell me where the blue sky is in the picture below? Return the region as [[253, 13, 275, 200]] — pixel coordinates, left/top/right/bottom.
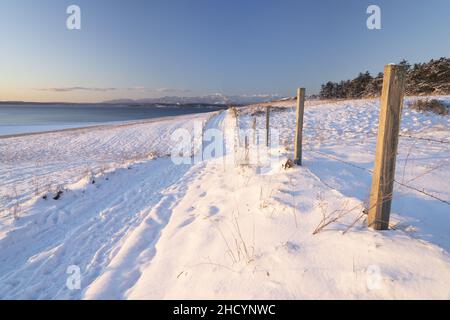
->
[[0, 0, 449, 102]]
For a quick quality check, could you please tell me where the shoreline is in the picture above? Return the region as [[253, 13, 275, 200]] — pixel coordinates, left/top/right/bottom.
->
[[0, 111, 219, 140]]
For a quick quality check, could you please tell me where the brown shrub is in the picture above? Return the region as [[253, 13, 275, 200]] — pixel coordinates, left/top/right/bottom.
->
[[409, 99, 449, 115]]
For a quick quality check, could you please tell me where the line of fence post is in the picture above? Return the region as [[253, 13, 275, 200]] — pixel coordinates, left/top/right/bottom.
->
[[252, 116, 257, 144], [294, 88, 306, 165], [368, 64, 406, 230], [266, 107, 270, 147]]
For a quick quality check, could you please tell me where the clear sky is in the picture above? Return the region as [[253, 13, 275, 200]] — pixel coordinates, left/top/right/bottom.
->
[[0, 0, 449, 102]]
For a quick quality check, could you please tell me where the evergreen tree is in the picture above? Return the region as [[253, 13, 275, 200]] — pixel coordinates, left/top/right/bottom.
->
[[318, 57, 449, 99]]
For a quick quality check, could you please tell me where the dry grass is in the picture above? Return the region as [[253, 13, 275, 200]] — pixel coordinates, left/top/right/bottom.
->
[[215, 209, 255, 265], [229, 106, 238, 119], [312, 194, 365, 235], [409, 99, 449, 115], [2, 186, 22, 220]]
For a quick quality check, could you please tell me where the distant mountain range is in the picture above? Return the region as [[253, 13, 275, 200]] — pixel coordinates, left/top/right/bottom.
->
[[103, 93, 285, 105], [0, 93, 285, 106]]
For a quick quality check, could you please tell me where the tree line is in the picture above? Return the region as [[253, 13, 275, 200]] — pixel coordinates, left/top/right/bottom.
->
[[319, 57, 450, 99]]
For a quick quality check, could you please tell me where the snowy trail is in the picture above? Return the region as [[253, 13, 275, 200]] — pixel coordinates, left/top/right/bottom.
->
[[0, 159, 193, 299], [0, 112, 225, 299], [83, 111, 228, 299], [89, 106, 450, 299]]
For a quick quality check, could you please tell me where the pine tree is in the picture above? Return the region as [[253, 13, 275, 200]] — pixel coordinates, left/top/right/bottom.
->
[[318, 57, 450, 99]]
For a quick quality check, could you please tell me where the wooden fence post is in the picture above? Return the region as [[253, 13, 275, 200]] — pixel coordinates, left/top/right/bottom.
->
[[368, 64, 406, 230], [266, 107, 270, 147], [252, 116, 257, 144], [294, 88, 306, 165]]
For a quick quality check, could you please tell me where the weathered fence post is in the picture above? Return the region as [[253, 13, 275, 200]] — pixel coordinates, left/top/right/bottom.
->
[[252, 116, 257, 144], [266, 107, 270, 147], [368, 64, 406, 230], [294, 88, 306, 165], [244, 136, 249, 163]]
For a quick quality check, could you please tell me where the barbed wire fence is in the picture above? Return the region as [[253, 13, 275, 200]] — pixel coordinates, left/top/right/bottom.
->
[[305, 137, 450, 207], [243, 76, 449, 233]]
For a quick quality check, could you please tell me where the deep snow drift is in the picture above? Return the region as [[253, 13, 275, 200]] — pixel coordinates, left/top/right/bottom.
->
[[0, 97, 449, 299]]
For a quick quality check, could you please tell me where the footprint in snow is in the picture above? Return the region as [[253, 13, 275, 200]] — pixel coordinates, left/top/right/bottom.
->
[[284, 241, 301, 254], [208, 206, 220, 216], [178, 216, 196, 228]]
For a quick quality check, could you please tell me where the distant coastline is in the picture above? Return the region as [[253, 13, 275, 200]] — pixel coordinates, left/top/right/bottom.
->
[[0, 101, 229, 108], [0, 103, 226, 136]]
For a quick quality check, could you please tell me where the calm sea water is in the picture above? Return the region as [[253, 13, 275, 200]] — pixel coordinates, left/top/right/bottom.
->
[[0, 104, 222, 136]]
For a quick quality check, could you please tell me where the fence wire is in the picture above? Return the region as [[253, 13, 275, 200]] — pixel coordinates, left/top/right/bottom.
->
[[307, 149, 450, 206]]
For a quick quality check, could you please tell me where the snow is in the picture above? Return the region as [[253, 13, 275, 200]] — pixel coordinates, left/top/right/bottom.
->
[[0, 113, 215, 211], [1, 97, 450, 299], [0, 122, 124, 137]]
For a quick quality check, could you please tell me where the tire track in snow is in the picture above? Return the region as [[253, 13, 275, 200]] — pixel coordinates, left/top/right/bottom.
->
[[82, 111, 228, 299], [0, 112, 225, 299]]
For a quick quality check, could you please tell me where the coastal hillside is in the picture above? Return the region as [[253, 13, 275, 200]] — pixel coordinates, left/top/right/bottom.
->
[[1, 96, 449, 299]]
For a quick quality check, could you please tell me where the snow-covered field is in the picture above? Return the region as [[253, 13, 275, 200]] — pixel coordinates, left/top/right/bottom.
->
[[0, 113, 214, 211], [1, 97, 450, 299], [0, 122, 123, 137]]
